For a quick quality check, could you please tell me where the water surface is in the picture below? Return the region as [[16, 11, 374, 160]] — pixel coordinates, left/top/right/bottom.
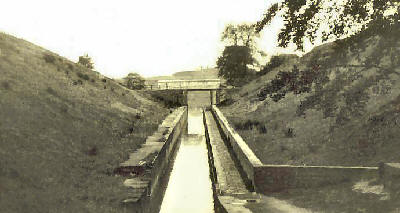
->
[[159, 108, 214, 213]]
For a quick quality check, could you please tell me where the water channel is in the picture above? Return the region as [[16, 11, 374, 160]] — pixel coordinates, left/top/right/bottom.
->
[[159, 107, 214, 213]]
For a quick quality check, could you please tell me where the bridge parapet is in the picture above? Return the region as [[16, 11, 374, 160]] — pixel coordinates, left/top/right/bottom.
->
[[144, 79, 221, 90]]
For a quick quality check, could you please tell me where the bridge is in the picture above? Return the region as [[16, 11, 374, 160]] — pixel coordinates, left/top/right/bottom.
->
[[144, 79, 221, 90], [144, 79, 221, 106]]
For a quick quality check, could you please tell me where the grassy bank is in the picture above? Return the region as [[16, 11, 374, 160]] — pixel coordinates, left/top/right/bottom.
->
[[0, 32, 169, 212], [220, 26, 400, 167]]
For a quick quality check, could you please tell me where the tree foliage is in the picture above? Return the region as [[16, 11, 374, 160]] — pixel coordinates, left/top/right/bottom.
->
[[217, 46, 255, 86], [221, 23, 259, 48], [256, 0, 400, 50], [218, 23, 260, 86], [124, 72, 145, 90], [258, 55, 285, 76], [257, 64, 321, 102], [78, 54, 94, 69]]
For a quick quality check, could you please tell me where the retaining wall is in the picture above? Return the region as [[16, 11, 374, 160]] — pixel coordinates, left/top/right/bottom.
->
[[211, 106, 262, 190], [148, 107, 187, 196], [120, 106, 187, 213], [254, 165, 377, 193], [380, 163, 400, 198], [211, 105, 379, 194]]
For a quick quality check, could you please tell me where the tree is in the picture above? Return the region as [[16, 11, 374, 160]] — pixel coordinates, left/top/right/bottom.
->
[[78, 54, 94, 69], [256, 0, 400, 50], [217, 46, 255, 86], [221, 24, 240, 46], [218, 23, 261, 86], [221, 23, 259, 48], [124, 73, 145, 90]]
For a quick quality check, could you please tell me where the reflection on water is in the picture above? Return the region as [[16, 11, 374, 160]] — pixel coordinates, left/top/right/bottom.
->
[[159, 108, 214, 213], [187, 108, 205, 134]]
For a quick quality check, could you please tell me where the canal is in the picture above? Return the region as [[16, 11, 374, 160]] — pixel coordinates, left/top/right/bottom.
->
[[159, 107, 214, 213]]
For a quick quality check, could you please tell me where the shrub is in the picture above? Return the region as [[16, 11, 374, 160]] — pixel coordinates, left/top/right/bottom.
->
[[217, 98, 234, 106], [259, 125, 268, 134], [235, 119, 261, 130], [78, 54, 94, 69], [257, 65, 319, 102], [43, 53, 56, 64], [77, 72, 90, 81], [123, 73, 145, 90], [285, 128, 295, 137], [1, 81, 10, 90], [271, 93, 286, 102], [46, 87, 57, 96], [72, 80, 83, 85], [87, 146, 97, 156], [67, 63, 74, 70], [258, 55, 284, 76]]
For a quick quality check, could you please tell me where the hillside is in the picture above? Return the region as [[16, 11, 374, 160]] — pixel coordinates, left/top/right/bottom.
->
[[146, 68, 220, 80], [220, 27, 400, 167], [0, 32, 169, 212]]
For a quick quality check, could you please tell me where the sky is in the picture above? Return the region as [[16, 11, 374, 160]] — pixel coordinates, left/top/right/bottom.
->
[[0, 0, 292, 78]]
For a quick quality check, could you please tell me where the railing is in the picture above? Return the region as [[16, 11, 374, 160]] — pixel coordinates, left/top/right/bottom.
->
[[144, 79, 221, 90]]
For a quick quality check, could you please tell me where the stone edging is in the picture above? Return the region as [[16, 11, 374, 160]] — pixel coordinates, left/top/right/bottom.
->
[[117, 106, 187, 212], [211, 105, 379, 194]]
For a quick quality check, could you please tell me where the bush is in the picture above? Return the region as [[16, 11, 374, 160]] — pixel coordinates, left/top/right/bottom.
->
[[43, 53, 56, 64], [72, 79, 83, 85], [124, 73, 145, 90], [258, 55, 284, 76], [77, 72, 90, 81], [46, 87, 57, 95], [257, 65, 319, 102], [149, 90, 184, 108], [235, 119, 261, 130], [78, 54, 94, 69], [217, 98, 234, 106], [285, 128, 295, 137], [1, 81, 10, 90], [67, 63, 74, 70], [259, 125, 268, 134]]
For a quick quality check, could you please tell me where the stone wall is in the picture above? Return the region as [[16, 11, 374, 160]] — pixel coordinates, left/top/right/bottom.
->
[[380, 163, 400, 198], [148, 107, 188, 196], [120, 106, 187, 213], [211, 105, 379, 194], [211, 105, 263, 189]]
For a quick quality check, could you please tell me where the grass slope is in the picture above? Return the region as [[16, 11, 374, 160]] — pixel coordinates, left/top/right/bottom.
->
[[0, 32, 168, 212], [220, 28, 400, 167]]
